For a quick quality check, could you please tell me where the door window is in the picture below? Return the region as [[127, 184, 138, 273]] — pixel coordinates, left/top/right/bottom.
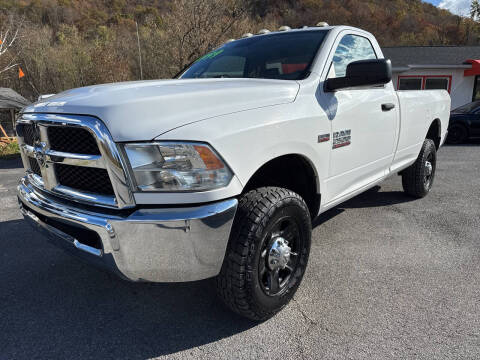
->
[[329, 34, 377, 78]]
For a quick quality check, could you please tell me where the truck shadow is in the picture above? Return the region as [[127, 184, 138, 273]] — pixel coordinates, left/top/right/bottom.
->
[[339, 185, 416, 209], [312, 185, 415, 228], [0, 218, 256, 359]]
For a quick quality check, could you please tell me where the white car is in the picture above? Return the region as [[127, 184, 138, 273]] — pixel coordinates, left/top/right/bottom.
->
[[16, 25, 450, 320]]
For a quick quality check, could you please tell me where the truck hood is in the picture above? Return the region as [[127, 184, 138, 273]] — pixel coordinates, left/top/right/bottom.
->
[[23, 78, 300, 141]]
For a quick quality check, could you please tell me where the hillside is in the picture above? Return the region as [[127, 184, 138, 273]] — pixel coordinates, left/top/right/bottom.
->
[[1, 0, 479, 99]]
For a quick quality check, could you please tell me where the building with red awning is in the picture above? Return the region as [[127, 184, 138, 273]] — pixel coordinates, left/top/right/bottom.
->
[[383, 46, 480, 109]]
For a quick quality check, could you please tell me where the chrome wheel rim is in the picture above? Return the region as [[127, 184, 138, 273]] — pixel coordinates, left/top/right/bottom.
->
[[259, 217, 301, 297], [424, 153, 435, 189]]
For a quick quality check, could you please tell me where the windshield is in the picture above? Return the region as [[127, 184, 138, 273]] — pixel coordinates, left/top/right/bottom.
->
[[452, 101, 480, 113], [180, 30, 328, 81]]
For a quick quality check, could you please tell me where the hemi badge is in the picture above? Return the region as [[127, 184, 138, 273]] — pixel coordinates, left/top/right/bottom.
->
[[318, 134, 330, 143]]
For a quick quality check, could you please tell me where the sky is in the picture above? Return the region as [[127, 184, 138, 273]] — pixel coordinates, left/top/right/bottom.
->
[[423, 0, 471, 16]]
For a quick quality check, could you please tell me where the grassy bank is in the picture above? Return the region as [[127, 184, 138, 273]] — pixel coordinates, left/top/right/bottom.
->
[[0, 141, 20, 159]]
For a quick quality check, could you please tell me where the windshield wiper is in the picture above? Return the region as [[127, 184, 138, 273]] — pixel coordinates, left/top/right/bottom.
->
[[173, 60, 196, 79]]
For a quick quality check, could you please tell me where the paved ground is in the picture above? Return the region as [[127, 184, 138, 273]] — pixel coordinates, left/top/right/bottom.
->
[[0, 143, 479, 360]]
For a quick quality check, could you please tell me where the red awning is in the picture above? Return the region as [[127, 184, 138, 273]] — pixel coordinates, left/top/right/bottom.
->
[[464, 59, 480, 76]]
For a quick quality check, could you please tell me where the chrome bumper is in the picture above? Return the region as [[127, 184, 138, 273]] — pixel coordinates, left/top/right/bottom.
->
[[17, 176, 238, 282]]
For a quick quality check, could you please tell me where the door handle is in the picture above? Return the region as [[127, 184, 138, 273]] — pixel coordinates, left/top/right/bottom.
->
[[382, 103, 395, 111]]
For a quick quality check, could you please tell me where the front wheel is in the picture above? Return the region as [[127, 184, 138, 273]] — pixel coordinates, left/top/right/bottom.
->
[[216, 187, 311, 321], [401, 139, 437, 198]]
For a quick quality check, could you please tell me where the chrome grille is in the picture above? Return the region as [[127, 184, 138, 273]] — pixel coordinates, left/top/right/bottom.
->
[[55, 164, 114, 195], [17, 123, 36, 146], [17, 114, 134, 209], [47, 127, 100, 155], [28, 157, 41, 176]]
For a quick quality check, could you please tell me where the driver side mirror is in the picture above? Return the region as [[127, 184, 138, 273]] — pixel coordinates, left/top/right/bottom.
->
[[325, 59, 392, 92]]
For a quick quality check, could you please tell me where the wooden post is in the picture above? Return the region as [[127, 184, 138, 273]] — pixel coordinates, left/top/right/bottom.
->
[[0, 122, 10, 142]]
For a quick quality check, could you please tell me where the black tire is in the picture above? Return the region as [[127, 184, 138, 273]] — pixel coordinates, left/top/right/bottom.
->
[[447, 124, 468, 144], [216, 187, 311, 321], [401, 139, 437, 198]]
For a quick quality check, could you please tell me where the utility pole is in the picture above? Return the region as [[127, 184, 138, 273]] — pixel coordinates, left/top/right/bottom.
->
[[136, 21, 143, 80]]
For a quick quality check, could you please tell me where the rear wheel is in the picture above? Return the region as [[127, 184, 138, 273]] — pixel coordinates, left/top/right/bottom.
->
[[401, 139, 437, 198], [447, 124, 468, 144], [216, 187, 311, 321]]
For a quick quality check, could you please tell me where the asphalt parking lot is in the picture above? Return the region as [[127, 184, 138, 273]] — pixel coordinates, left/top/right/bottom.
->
[[1, 143, 479, 360]]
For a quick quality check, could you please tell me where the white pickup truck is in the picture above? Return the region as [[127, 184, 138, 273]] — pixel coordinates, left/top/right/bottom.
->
[[16, 25, 450, 320]]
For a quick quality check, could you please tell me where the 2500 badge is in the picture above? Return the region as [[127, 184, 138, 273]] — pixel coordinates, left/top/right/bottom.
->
[[333, 129, 351, 149]]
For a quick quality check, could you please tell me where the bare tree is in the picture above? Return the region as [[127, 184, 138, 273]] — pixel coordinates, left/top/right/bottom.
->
[[163, 0, 251, 72], [0, 14, 23, 76]]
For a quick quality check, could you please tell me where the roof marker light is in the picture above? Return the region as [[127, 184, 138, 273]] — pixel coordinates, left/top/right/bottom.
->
[[257, 29, 271, 35], [278, 26, 291, 31], [316, 22, 329, 27], [242, 33, 253, 38]]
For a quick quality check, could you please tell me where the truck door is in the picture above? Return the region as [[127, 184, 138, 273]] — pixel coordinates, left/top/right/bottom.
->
[[322, 33, 398, 204]]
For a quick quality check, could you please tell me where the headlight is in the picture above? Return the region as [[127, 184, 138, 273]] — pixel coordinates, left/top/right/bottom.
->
[[123, 142, 233, 192]]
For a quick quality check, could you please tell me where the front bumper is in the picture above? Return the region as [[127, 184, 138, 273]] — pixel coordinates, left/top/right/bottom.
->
[[17, 176, 238, 282]]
